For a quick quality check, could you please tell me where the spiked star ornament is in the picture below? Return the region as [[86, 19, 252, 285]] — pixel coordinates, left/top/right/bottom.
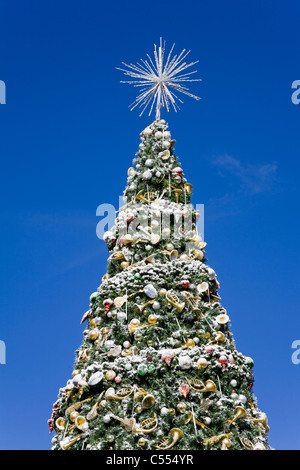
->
[[117, 38, 201, 120]]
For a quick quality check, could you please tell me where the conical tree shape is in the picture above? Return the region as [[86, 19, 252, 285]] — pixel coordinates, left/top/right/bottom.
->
[[49, 120, 270, 451]]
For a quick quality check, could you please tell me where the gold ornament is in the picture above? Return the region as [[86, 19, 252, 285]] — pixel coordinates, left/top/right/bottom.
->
[[141, 394, 155, 410], [186, 378, 217, 393], [65, 397, 92, 416], [134, 299, 155, 314], [75, 415, 87, 431], [184, 183, 193, 194], [107, 251, 125, 262], [105, 387, 133, 400], [120, 261, 130, 269], [114, 291, 138, 307], [135, 190, 158, 203], [127, 167, 136, 176], [55, 417, 66, 431], [154, 428, 184, 450], [94, 327, 112, 348], [185, 411, 211, 430], [203, 433, 232, 448], [60, 434, 84, 450], [191, 249, 204, 260], [105, 370, 117, 381], [160, 289, 185, 312], [182, 338, 195, 348], [69, 411, 79, 422], [221, 438, 232, 450], [209, 331, 226, 344], [249, 412, 269, 433], [147, 313, 158, 325], [226, 406, 247, 426], [89, 328, 99, 340], [176, 402, 187, 413], [135, 414, 158, 434], [197, 357, 208, 368], [181, 291, 202, 314], [138, 437, 147, 446]]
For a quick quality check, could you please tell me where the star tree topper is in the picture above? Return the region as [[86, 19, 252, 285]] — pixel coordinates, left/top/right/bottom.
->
[[117, 38, 201, 120]]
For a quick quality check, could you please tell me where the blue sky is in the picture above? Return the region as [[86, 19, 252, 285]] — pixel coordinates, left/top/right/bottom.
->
[[0, 0, 300, 450]]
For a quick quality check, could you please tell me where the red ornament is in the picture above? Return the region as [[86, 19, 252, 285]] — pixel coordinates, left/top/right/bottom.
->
[[179, 383, 190, 398], [48, 402, 58, 434], [103, 298, 113, 314], [206, 345, 214, 354], [180, 279, 190, 289], [218, 355, 228, 369], [173, 167, 183, 176], [48, 418, 54, 434], [80, 309, 91, 325], [161, 351, 173, 366], [125, 212, 134, 223], [228, 354, 234, 364]]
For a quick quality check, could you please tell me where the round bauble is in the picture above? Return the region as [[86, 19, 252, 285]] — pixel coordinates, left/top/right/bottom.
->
[[89, 328, 99, 340], [138, 437, 147, 446], [173, 166, 183, 176], [239, 394, 247, 404], [103, 414, 111, 424], [245, 356, 254, 368], [70, 411, 79, 422], [105, 370, 116, 381], [137, 364, 148, 376], [142, 170, 152, 180], [155, 131, 163, 139], [197, 357, 208, 368], [148, 314, 158, 325], [143, 128, 152, 136], [120, 261, 130, 269], [176, 402, 187, 413], [145, 159, 154, 167], [230, 379, 238, 388], [89, 292, 99, 304], [180, 279, 190, 289], [253, 443, 266, 450], [218, 355, 228, 369], [117, 311, 126, 322], [178, 355, 192, 369], [160, 407, 169, 416]]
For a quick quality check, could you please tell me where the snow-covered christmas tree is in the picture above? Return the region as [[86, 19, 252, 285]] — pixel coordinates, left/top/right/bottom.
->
[[48, 40, 270, 451]]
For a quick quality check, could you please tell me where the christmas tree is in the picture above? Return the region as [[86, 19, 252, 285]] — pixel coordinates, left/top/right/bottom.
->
[[48, 41, 270, 451]]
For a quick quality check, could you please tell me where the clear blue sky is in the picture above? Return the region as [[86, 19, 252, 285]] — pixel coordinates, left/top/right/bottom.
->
[[0, 0, 299, 450]]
